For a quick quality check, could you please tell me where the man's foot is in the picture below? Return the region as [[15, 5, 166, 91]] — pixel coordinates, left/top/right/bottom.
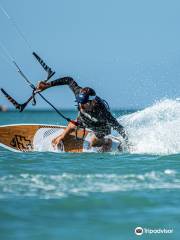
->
[[91, 136, 112, 152], [101, 138, 112, 152]]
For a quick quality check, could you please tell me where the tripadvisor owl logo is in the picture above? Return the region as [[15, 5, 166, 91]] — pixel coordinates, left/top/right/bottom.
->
[[135, 227, 143, 236]]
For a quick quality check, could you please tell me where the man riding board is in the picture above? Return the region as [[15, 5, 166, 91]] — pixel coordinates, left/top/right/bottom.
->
[[36, 77, 128, 151]]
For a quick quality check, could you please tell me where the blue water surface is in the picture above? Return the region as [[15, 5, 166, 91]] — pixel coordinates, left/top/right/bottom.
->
[[0, 110, 180, 240]]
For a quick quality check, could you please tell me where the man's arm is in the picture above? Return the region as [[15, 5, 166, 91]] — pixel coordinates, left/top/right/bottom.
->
[[36, 77, 81, 95], [105, 110, 128, 142]]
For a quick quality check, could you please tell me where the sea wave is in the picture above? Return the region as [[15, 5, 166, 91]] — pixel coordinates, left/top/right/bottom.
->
[[0, 170, 179, 199]]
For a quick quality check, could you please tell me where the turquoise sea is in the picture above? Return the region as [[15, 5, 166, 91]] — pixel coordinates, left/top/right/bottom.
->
[[0, 99, 180, 240]]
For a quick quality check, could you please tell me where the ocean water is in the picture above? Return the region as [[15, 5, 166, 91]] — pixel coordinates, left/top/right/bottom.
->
[[0, 99, 180, 240]]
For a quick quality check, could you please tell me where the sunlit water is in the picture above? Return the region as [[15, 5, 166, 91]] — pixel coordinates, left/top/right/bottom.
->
[[0, 100, 180, 240]]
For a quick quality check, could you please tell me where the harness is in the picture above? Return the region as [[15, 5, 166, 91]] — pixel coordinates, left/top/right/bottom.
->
[[73, 94, 111, 141], [75, 125, 86, 140]]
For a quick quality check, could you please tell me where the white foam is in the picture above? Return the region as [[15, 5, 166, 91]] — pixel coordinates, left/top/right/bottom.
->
[[0, 170, 179, 199], [118, 99, 180, 155]]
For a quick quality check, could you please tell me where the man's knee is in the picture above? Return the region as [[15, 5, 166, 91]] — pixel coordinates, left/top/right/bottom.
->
[[91, 137, 104, 147]]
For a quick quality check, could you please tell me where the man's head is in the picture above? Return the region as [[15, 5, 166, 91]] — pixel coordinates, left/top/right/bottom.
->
[[76, 87, 96, 104]]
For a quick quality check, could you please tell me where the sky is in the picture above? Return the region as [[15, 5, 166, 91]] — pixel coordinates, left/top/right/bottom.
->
[[0, 0, 180, 110]]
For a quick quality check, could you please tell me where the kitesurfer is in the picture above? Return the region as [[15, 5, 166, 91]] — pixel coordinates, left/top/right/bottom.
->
[[36, 77, 128, 150]]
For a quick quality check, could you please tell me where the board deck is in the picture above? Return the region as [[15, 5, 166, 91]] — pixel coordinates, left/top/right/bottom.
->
[[0, 124, 122, 153], [0, 124, 90, 152]]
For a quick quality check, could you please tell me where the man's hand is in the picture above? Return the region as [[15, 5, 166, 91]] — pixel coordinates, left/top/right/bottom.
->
[[52, 135, 64, 149], [35, 81, 50, 93]]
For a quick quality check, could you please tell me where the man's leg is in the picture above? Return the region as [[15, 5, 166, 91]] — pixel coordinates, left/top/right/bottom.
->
[[90, 135, 112, 151]]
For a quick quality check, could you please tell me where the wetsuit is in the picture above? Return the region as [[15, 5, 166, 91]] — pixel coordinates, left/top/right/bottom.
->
[[48, 77, 127, 139]]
